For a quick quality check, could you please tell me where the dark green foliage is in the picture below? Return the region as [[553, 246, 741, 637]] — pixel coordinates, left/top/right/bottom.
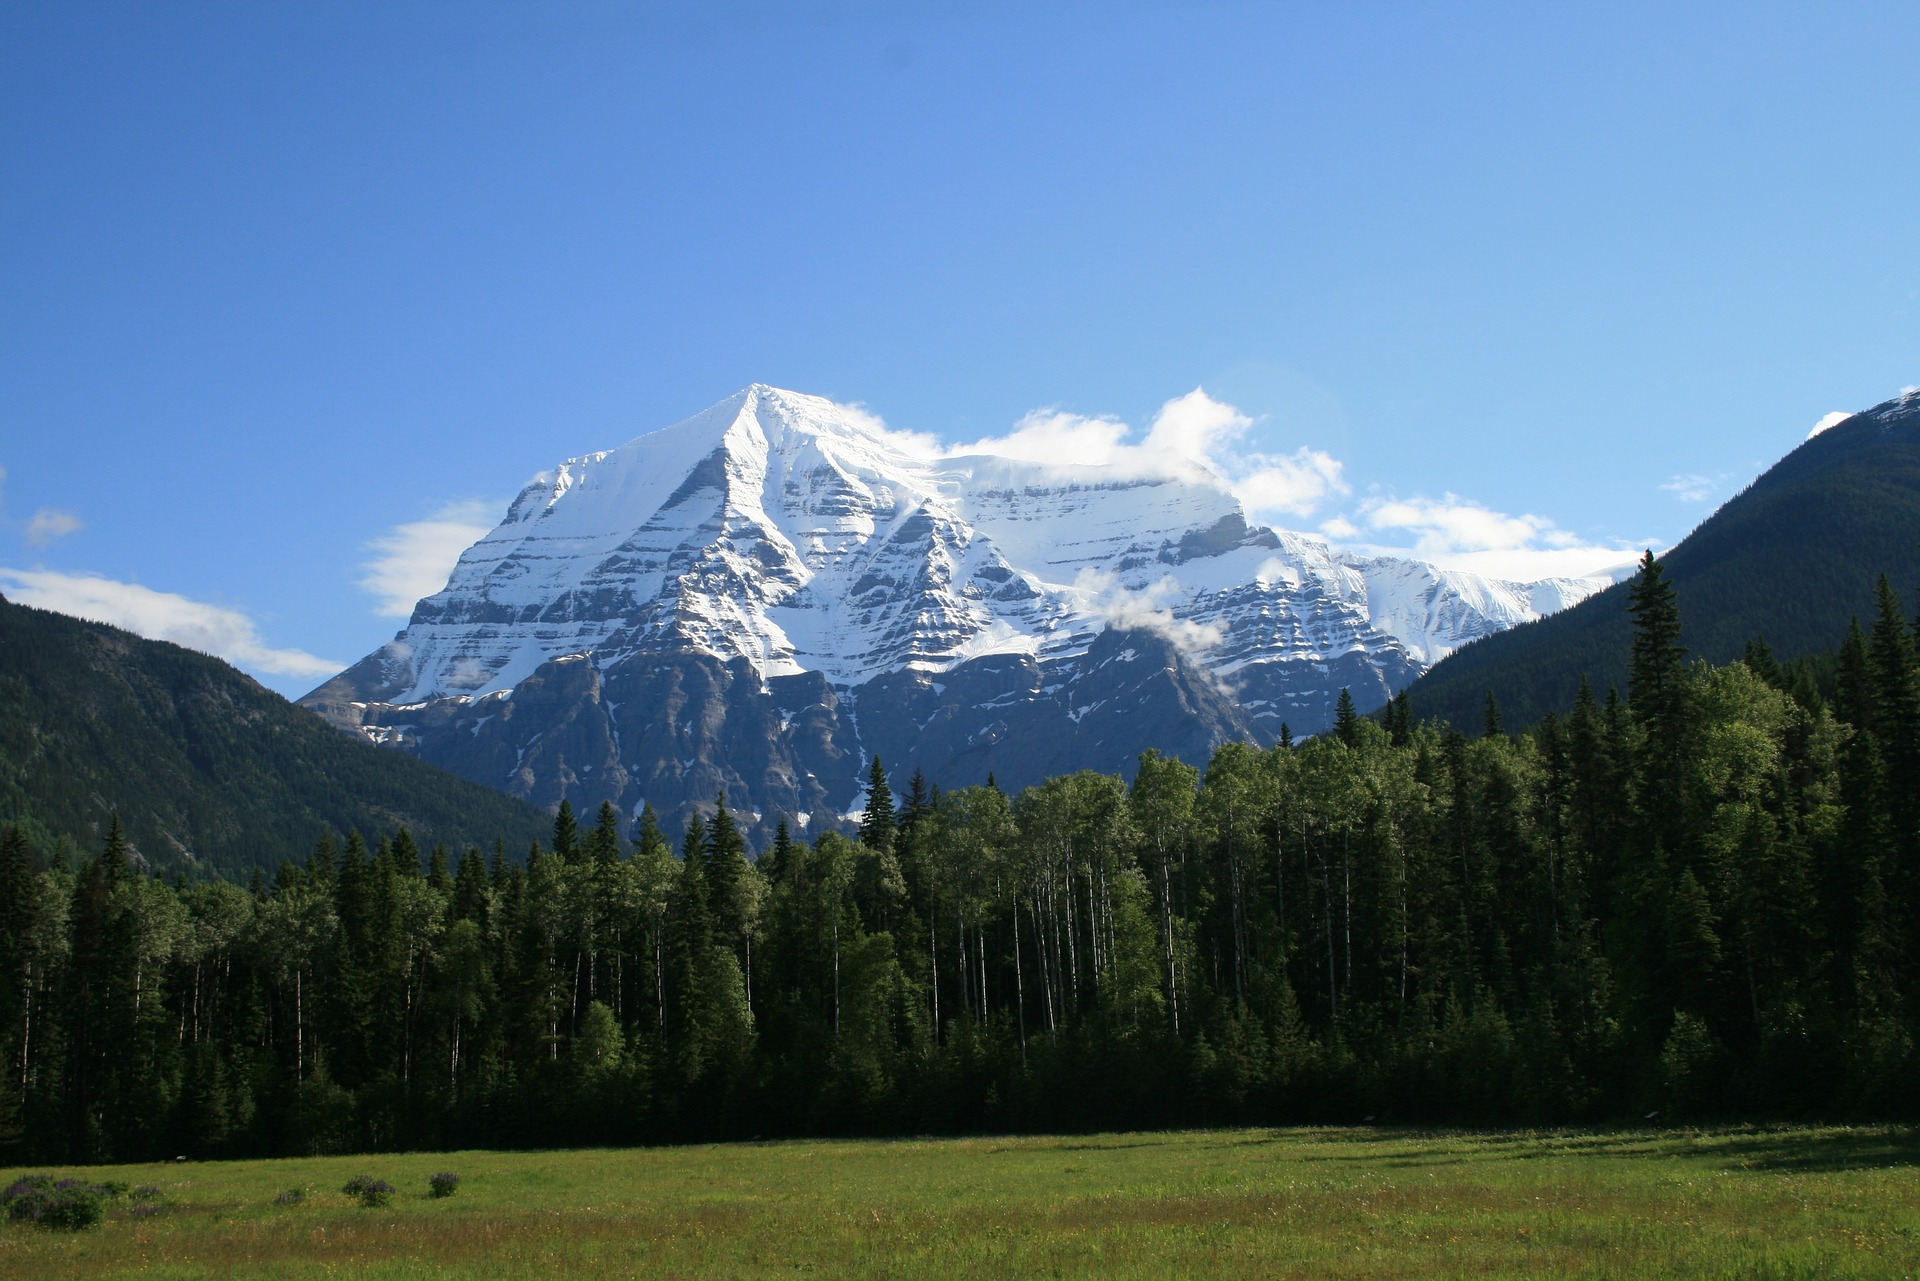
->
[[275, 1188, 307, 1206], [1333, 688, 1360, 747], [1403, 391, 1920, 730], [859, 757, 897, 853], [0, 574, 1914, 1164], [0, 595, 550, 879], [428, 1171, 460, 1198]]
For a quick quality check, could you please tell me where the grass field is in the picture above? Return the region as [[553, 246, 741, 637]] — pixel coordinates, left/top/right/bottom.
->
[[3, 1125, 1918, 1278]]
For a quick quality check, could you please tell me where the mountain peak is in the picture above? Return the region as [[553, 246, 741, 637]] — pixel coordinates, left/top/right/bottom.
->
[[307, 387, 1616, 837]]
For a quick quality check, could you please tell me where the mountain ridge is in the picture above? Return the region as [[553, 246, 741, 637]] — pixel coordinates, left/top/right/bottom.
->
[[1400, 386, 1920, 729], [304, 384, 1616, 838], [0, 592, 552, 876]]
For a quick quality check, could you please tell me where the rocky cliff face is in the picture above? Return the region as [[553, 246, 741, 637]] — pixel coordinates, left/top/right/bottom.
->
[[303, 385, 1609, 841]]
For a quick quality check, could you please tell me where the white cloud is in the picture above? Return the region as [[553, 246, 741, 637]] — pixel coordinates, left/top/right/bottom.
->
[[951, 388, 1350, 520], [359, 499, 502, 618], [1337, 492, 1641, 581], [1231, 447, 1348, 516], [949, 409, 1134, 467], [24, 508, 82, 546], [1143, 387, 1252, 458], [1071, 567, 1224, 655], [951, 387, 1624, 584], [1319, 516, 1360, 540], [1808, 410, 1852, 440], [0, 568, 343, 679], [1660, 474, 1717, 503]]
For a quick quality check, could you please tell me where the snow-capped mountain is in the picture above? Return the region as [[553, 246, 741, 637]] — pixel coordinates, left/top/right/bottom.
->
[[303, 386, 1613, 838]]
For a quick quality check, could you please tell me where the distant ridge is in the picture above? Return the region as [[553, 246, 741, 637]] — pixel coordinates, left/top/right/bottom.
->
[[1401, 387, 1920, 730], [0, 593, 550, 876]]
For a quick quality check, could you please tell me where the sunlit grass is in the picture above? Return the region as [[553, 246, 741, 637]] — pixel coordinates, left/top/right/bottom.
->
[[3, 1125, 1917, 1278]]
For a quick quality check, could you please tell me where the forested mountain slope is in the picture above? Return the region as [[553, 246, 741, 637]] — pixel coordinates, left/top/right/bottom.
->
[[0, 594, 549, 877], [1401, 387, 1920, 729]]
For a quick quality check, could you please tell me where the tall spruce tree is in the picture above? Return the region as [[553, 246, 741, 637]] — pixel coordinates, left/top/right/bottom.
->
[[551, 800, 579, 862], [860, 757, 897, 853], [1333, 688, 1359, 747]]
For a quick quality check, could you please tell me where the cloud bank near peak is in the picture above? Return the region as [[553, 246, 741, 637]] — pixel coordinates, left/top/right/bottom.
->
[[948, 388, 1638, 583], [948, 388, 1350, 519]]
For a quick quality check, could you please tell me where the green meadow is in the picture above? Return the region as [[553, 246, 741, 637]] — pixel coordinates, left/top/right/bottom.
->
[[3, 1126, 1917, 1279]]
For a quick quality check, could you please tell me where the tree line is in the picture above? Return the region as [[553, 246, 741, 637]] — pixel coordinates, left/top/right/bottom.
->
[[2, 554, 1917, 1162]]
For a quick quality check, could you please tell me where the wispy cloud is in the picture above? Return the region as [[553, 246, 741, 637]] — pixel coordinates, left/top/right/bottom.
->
[[1071, 567, 1224, 655], [0, 568, 343, 679], [359, 499, 503, 618], [1660, 474, 1717, 503], [24, 508, 82, 546], [1339, 492, 1642, 582]]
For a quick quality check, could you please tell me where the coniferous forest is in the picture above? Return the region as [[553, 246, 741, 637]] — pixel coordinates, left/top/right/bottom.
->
[[3, 555, 1919, 1164]]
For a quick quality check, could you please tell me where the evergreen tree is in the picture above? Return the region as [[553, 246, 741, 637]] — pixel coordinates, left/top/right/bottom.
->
[[1628, 551, 1686, 718], [588, 801, 624, 868], [1742, 635, 1784, 688], [551, 800, 579, 862], [861, 757, 898, 853], [1386, 692, 1412, 747], [1627, 551, 1690, 848], [1334, 688, 1359, 747], [900, 768, 932, 836], [1867, 577, 1920, 895]]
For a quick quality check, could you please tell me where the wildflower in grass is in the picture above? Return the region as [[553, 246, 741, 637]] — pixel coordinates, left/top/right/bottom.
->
[[429, 1172, 461, 1199], [342, 1175, 395, 1208]]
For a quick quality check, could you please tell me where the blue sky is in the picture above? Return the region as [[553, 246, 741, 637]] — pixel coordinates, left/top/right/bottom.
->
[[3, 1, 1917, 697]]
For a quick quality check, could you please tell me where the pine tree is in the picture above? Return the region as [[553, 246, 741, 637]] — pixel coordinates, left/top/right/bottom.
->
[[1627, 551, 1689, 847], [860, 757, 897, 853], [1628, 550, 1687, 728], [1742, 635, 1784, 688], [1867, 575, 1920, 921], [551, 800, 579, 862], [1482, 691, 1504, 739], [390, 826, 421, 876], [705, 795, 750, 959], [306, 831, 338, 887], [1334, 688, 1359, 747], [1387, 692, 1412, 747], [766, 818, 796, 883], [588, 801, 624, 868], [900, 768, 932, 836], [1835, 616, 1876, 732]]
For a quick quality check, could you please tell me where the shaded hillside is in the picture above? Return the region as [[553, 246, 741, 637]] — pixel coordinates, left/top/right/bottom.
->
[[1403, 388, 1920, 729], [0, 594, 550, 876]]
